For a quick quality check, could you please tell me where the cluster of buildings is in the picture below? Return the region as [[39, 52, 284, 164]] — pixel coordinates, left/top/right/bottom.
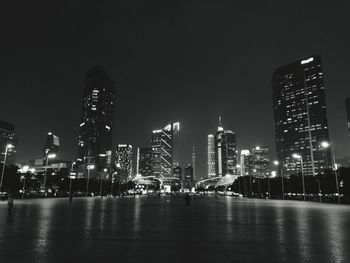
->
[[1, 55, 350, 191]]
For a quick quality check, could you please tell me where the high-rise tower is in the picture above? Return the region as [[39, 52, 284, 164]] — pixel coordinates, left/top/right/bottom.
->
[[207, 134, 216, 178], [77, 66, 115, 175], [272, 55, 331, 176], [43, 132, 60, 160], [346, 96, 350, 134]]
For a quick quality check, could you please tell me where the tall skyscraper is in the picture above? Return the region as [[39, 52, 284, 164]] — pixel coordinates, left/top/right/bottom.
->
[[43, 132, 60, 159], [252, 146, 270, 178], [214, 117, 237, 176], [207, 134, 216, 178], [184, 164, 194, 182], [192, 144, 196, 181], [137, 147, 152, 177], [0, 120, 17, 165], [272, 55, 332, 176], [240, 150, 253, 176], [115, 144, 133, 178], [151, 122, 180, 178], [346, 96, 350, 134], [77, 66, 115, 174]]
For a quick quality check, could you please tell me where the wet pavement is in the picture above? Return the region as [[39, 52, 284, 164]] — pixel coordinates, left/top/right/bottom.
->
[[1, 196, 350, 263]]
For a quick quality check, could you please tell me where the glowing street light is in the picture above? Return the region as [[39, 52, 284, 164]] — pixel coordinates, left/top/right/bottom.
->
[[292, 153, 306, 201], [0, 144, 14, 192], [320, 141, 340, 204]]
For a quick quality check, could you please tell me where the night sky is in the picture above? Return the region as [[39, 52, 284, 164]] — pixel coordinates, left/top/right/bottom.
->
[[1, 0, 350, 177]]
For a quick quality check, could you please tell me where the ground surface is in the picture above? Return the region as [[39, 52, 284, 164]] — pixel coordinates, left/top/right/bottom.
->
[[0, 196, 350, 263]]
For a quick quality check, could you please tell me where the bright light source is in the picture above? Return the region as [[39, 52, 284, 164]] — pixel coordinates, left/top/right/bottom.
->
[[273, 160, 279, 166], [236, 164, 241, 168], [103, 168, 108, 172], [255, 146, 260, 150], [321, 141, 330, 148], [47, 153, 56, 159], [6, 144, 14, 149], [87, 164, 95, 170], [292, 153, 301, 159], [271, 171, 277, 178]]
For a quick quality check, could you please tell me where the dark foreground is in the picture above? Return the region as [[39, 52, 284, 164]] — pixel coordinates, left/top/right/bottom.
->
[[1, 196, 350, 263]]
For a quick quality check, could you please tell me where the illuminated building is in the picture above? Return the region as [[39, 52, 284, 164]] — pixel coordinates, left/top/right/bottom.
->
[[43, 132, 60, 161], [207, 134, 216, 178], [252, 146, 270, 178], [151, 122, 180, 178], [137, 147, 152, 177], [0, 120, 17, 164], [272, 55, 332, 176], [115, 144, 133, 178], [346, 96, 350, 134], [173, 165, 182, 180], [77, 66, 114, 175], [214, 117, 237, 176], [240, 150, 253, 176]]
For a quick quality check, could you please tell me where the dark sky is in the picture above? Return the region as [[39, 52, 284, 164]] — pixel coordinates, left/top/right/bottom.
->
[[1, 0, 350, 177]]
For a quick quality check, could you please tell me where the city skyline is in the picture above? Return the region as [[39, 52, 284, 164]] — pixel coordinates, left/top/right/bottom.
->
[[1, 1, 350, 178]]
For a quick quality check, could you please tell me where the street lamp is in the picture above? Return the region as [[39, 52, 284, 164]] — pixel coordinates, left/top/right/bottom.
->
[[69, 162, 76, 197], [100, 168, 108, 197], [43, 153, 56, 192], [320, 141, 340, 204], [273, 160, 284, 200], [0, 144, 14, 192], [292, 153, 306, 201], [86, 164, 95, 196]]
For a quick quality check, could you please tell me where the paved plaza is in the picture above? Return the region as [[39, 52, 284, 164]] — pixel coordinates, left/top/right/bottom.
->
[[1, 196, 350, 263]]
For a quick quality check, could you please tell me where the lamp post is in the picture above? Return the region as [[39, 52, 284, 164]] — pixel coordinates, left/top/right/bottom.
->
[[292, 153, 306, 201], [43, 153, 56, 193], [69, 162, 76, 197], [86, 164, 95, 196], [273, 160, 284, 200], [321, 141, 340, 204], [0, 144, 14, 192], [100, 168, 107, 197]]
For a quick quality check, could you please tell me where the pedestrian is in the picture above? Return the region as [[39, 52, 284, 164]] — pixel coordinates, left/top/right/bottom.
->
[[7, 192, 14, 215], [185, 193, 190, 206], [69, 192, 73, 205]]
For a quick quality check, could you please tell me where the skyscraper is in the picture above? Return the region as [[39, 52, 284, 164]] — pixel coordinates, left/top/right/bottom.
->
[[137, 147, 152, 177], [346, 96, 350, 134], [77, 66, 115, 175], [151, 122, 180, 178], [252, 146, 270, 178], [240, 150, 253, 176], [192, 144, 196, 181], [43, 132, 60, 159], [207, 134, 216, 178], [214, 117, 237, 176], [272, 55, 332, 176], [0, 120, 17, 165], [115, 144, 133, 178]]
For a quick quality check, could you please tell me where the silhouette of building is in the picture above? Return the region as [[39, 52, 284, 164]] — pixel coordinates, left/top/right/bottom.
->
[[207, 134, 216, 178], [137, 147, 152, 177], [151, 122, 180, 178], [272, 55, 332, 176], [115, 144, 133, 178], [77, 66, 115, 176], [173, 165, 182, 181], [214, 117, 237, 176], [43, 132, 60, 161], [0, 120, 16, 164], [346, 96, 350, 134]]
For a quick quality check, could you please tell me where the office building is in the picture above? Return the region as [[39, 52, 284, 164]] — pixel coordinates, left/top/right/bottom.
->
[[272, 55, 332, 176], [240, 150, 253, 176], [207, 134, 216, 178], [77, 66, 115, 175], [137, 147, 152, 177], [43, 132, 60, 160], [252, 146, 270, 178], [0, 120, 17, 165], [115, 144, 133, 178], [214, 117, 237, 176], [151, 122, 180, 178]]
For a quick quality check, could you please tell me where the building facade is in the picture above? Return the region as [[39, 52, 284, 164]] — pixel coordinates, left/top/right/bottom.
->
[[252, 146, 270, 178], [240, 150, 253, 176], [151, 122, 180, 178], [137, 147, 152, 177], [77, 66, 115, 175], [0, 120, 17, 165], [115, 144, 133, 178], [207, 134, 216, 178], [43, 132, 60, 159], [272, 55, 332, 176], [346, 96, 350, 134]]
